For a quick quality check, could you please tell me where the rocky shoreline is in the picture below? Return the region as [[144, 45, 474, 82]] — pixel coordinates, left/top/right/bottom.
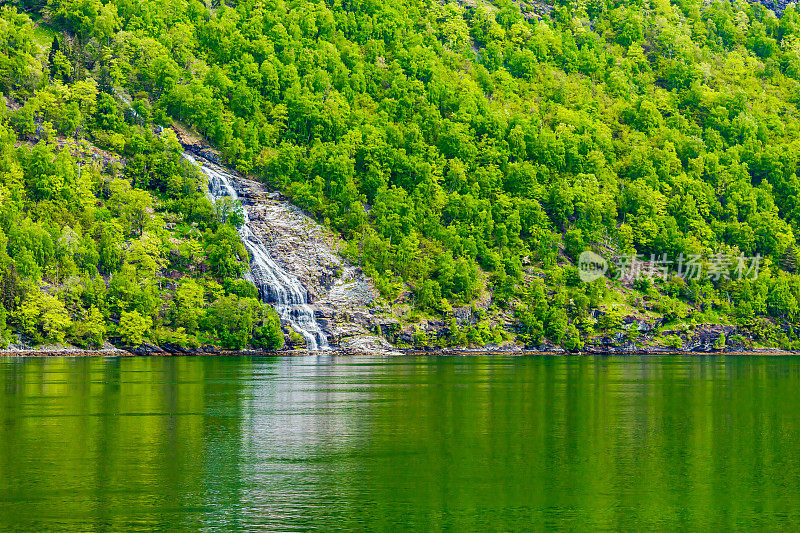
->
[[1, 344, 795, 357]]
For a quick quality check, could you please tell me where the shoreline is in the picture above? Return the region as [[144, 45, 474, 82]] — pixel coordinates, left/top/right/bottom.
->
[[1, 347, 797, 357]]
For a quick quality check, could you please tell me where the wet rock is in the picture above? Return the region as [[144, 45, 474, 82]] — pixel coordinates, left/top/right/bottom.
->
[[534, 342, 565, 353], [219, 176, 386, 349], [617, 341, 639, 353], [314, 307, 336, 320], [1, 340, 127, 356], [462, 342, 525, 353], [159, 343, 195, 354], [339, 335, 400, 354], [397, 330, 414, 345], [228, 175, 378, 307], [127, 343, 167, 355]]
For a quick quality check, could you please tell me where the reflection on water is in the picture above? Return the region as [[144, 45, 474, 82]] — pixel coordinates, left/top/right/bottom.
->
[[2, 356, 800, 530]]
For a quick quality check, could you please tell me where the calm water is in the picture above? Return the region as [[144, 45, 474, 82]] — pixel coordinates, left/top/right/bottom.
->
[[2, 356, 800, 530]]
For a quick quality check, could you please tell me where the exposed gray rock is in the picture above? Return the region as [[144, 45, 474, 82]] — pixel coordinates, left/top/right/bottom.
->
[[331, 323, 372, 342], [207, 174, 389, 350], [1, 339, 127, 355], [127, 343, 167, 355], [231, 177, 378, 310], [339, 335, 401, 354], [453, 306, 474, 325]]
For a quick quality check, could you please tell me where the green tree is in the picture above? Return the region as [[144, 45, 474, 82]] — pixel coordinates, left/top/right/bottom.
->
[[203, 294, 259, 349], [561, 324, 584, 352], [252, 305, 284, 350], [108, 179, 152, 237], [546, 309, 568, 344], [170, 279, 205, 334], [15, 291, 72, 344], [205, 225, 247, 278], [118, 309, 151, 346], [71, 306, 105, 348]]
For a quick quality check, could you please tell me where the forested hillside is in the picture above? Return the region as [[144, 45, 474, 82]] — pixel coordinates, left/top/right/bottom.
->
[[5, 0, 800, 350], [0, 5, 284, 350]]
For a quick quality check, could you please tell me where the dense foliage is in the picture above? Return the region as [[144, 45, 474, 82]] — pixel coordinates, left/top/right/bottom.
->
[[0, 5, 283, 349], [8, 0, 800, 349]]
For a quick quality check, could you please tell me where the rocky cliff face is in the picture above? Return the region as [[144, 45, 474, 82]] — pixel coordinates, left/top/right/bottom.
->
[[231, 177, 400, 352]]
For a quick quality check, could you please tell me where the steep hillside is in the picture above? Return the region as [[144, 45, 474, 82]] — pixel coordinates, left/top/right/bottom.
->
[[6, 0, 800, 352]]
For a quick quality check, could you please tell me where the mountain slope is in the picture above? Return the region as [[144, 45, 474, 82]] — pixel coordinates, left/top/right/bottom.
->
[[5, 0, 800, 351]]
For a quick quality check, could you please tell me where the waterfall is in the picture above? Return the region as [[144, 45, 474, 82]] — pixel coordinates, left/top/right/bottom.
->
[[184, 152, 330, 351]]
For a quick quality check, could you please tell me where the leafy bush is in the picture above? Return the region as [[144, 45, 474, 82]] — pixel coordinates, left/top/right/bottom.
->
[[118, 310, 151, 346], [15, 291, 71, 344]]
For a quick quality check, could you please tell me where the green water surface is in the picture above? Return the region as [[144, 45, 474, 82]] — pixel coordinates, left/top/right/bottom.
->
[[1, 355, 800, 530]]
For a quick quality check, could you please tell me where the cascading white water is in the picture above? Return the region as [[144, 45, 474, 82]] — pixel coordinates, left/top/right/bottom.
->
[[184, 152, 330, 350]]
